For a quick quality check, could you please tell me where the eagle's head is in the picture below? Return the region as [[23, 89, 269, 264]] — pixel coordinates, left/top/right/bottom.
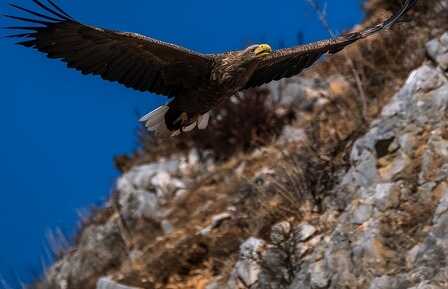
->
[[240, 44, 273, 63]]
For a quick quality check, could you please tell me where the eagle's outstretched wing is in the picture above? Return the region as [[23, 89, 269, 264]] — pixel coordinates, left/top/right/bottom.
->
[[243, 0, 417, 89], [3, 0, 213, 98]]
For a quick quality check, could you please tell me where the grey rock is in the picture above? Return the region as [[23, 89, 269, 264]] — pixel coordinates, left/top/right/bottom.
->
[[179, 149, 201, 176], [271, 221, 292, 244], [381, 65, 445, 117], [233, 257, 260, 287], [435, 186, 448, 218], [309, 261, 330, 288], [281, 82, 305, 105], [258, 248, 292, 289], [228, 238, 266, 288], [368, 276, 398, 289], [351, 204, 373, 225], [97, 278, 142, 289], [117, 162, 186, 222], [431, 84, 448, 111], [161, 220, 174, 234], [296, 224, 317, 242], [119, 189, 160, 221], [380, 152, 413, 181], [426, 32, 448, 69], [431, 136, 448, 159], [116, 161, 179, 193], [371, 183, 400, 211], [239, 237, 265, 260], [268, 77, 329, 107], [398, 132, 417, 156], [350, 149, 379, 189], [46, 219, 127, 289], [288, 266, 311, 289], [279, 126, 307, 144]]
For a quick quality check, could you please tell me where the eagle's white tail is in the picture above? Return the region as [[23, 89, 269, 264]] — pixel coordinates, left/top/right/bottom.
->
[[139, 105, 170, 136]]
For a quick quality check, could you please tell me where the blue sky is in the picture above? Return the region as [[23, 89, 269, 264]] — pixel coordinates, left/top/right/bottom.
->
[[0, 0, 362, 286]]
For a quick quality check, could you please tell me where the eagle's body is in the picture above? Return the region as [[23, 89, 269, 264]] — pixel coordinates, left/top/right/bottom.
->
[[3, 0, 417, 136], [177, 50, 263, 112]]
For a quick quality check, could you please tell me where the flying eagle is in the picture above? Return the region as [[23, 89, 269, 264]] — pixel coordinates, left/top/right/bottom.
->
[[4, 0, 416, 136]]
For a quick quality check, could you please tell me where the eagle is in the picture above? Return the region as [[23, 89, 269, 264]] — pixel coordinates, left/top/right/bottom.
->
[[4, 0, 416, 137]]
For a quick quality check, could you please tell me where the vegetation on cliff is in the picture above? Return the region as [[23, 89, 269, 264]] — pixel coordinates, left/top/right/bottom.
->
[[30, 1, 448, 288]]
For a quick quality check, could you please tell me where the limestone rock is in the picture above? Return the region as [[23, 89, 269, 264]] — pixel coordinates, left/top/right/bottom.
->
[[426, 32, 448, 70], [97, 278, 142, 289], [228, 238, 266, 288]]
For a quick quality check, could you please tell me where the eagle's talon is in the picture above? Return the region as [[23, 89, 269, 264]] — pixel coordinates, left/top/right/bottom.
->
[[183, 121, 197, 132]]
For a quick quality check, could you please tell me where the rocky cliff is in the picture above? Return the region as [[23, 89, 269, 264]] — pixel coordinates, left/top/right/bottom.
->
[[31, 1, 448, 289]]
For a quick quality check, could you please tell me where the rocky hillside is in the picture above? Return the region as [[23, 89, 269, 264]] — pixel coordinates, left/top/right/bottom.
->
[[31, 1, 448, 289]]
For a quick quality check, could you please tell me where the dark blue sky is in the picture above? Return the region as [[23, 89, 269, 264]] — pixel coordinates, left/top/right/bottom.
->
[[0, 0, 362, 286]]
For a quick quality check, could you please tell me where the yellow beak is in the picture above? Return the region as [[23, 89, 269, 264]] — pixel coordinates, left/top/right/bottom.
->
[[255, 44, 273, 57]]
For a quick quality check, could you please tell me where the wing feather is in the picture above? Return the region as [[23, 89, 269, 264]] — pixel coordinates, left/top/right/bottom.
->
[[243, 0, 417, 89], [8, 3, 61, 22], [39, 0, 73, 20], [3, 0, 213, 97]]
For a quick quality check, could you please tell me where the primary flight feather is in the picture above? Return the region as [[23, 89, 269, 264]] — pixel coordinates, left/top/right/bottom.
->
[[3, 0, 417, 136]]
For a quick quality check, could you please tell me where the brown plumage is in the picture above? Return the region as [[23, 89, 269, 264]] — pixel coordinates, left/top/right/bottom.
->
[[3, 0, 417, 136]]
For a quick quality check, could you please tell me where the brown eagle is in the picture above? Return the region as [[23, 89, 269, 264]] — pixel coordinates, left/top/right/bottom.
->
[[4, 0, 416, 136]]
